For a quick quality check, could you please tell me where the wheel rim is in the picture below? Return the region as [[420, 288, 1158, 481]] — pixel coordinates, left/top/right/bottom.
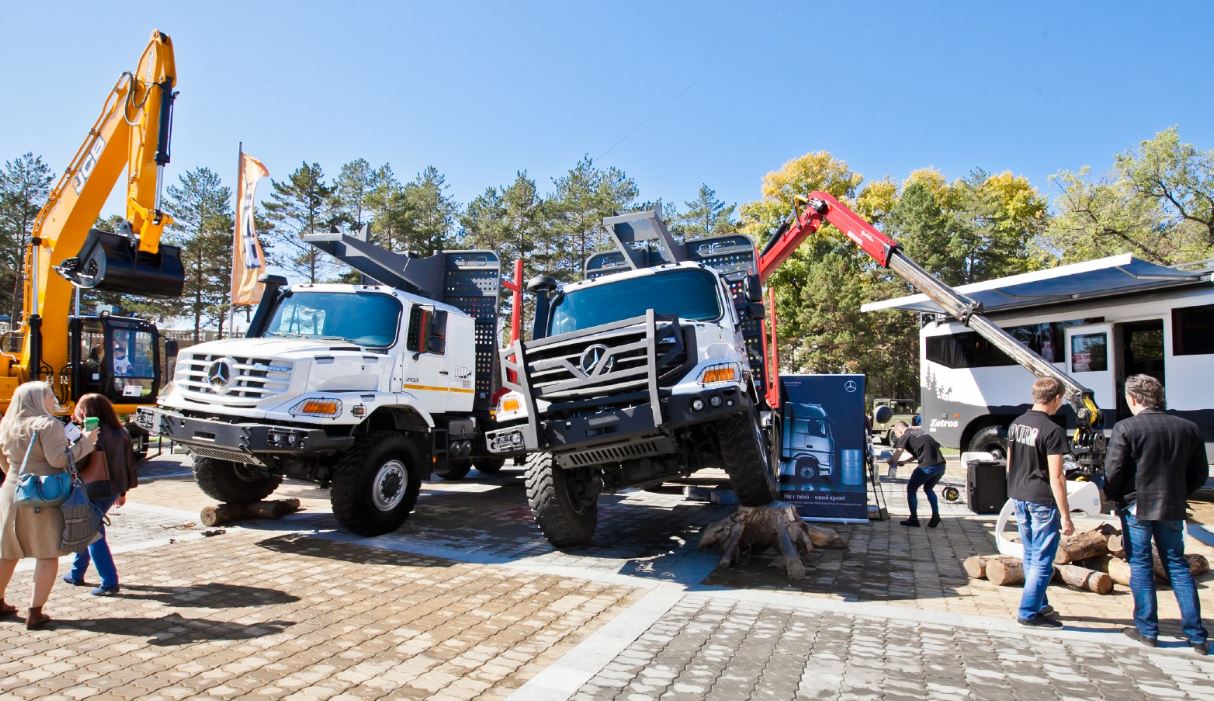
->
[[372, 459, 409, 512], [233, 464, 267, 483], [562, 467, 598, 516]]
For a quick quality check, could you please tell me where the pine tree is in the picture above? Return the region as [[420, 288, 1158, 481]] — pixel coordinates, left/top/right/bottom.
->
[[0, 153, 53, 324], [677, 184, 736, 239], [264, 162, 336, 283], [550, 156, 638, 280], [402, 166, 459, 255], [332, 158, 378, 230], [164, 167, 235, 340]]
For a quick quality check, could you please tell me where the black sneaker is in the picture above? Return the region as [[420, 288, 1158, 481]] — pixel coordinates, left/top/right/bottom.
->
[[1122, 627, 1157, 647], [1018, 615, 1063, 628], [927, 515, 941, 528], [1038, 605, 1055, 617], [1193, 641, 1209, 656], [900, 519, 921, 527]]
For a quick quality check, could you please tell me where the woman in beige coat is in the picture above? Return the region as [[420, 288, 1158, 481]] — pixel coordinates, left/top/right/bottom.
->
[[0, 382, 95, 629]]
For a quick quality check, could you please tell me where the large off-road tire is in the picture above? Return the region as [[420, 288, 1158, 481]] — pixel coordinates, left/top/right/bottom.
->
[[434, 459, 472, 481], [525, 452, 599, 547], [718, 410, 779, 506], [192, 457, 282, 505], [968, 425, 1008, 460], [330, 432, 423, 536], [474, 457, 506, 474]]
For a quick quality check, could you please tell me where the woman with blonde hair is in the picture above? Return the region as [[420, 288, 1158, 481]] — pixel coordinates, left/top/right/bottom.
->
[[0, 381, 95, 629]]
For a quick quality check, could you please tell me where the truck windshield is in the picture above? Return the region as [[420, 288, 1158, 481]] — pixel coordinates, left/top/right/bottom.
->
[[549, 268, 722, 336], [264, 291, 402, 348]]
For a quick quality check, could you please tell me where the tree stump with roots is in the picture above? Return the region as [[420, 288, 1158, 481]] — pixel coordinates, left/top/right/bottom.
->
[[699, 501, 847, 580]]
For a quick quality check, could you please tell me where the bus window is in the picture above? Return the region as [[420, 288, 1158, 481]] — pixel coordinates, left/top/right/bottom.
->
[[1173, 303, 1214, 356], [1070, 333, 1108, 372]]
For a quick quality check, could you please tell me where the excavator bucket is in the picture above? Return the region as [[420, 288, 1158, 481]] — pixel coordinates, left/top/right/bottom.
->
[[55, 229, 185, 297]]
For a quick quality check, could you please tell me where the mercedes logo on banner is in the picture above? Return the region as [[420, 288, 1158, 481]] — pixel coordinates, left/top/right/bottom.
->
[[206, 358, 235, 392], [844, 380, 858, 393], [578, 344, 614, 376]]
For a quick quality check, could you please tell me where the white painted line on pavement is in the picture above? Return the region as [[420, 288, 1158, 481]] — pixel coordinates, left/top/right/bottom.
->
[[505, 586, 685, 701]]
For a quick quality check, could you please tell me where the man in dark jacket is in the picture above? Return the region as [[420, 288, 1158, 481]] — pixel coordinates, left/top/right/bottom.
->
[[1105, 374, 1210, 655]]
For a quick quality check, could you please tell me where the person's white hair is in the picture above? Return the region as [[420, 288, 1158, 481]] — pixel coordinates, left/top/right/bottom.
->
[[0, 381, 57, 446]]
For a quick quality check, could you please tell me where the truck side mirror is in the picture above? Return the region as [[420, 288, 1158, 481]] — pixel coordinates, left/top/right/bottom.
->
[[407, 306, 430, 353], [745, 274, 763, 303], [164, 339, 178, 361], [736, 301, 764, 320]]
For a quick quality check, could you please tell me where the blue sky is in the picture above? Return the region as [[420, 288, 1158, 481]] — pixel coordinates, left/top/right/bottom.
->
[[2, 1, 1212, 219]]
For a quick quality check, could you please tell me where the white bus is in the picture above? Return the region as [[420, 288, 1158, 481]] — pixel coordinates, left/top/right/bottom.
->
[[864, 254, 1214, 461]]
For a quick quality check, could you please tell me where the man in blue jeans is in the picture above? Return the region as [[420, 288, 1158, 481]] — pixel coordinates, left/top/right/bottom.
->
[[1006, 377, 1074, 628], [1105, 374, 1209, 655], [887, 421, 946, 528]]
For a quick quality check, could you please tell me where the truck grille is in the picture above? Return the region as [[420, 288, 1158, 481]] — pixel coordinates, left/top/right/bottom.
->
[[176, 353, 293, 408], [520, 314, 687, 410]]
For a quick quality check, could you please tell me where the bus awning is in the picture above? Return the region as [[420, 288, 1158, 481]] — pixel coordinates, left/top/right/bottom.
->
[[861, 253, 1214, 314]]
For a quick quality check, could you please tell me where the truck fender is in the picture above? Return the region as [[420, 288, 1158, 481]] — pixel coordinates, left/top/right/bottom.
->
[[362, 401, 434, 434]]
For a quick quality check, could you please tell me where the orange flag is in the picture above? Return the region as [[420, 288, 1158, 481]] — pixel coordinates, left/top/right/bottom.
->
[[231, 151, 270, 305]]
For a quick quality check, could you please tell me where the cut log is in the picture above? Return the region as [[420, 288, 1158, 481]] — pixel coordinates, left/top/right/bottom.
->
[[199, 498, 302, 527], [1153, 550, 1211, 583], [1055, 528, 1111, 565], [986, 558, 1025, 586], [699, 501, 846, 580], [1055, 564, 1113, 594], [1077, 555, 1113, 573], [1106, 534, 1125, 559], [1108, 557, 1131, 587], [963, 555, 991, 579], [1106, 553, 1208, 587]]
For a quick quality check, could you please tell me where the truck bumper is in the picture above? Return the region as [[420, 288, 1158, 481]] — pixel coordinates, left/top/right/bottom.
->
[[486, 385, 747, 467], [139, 407, 354, 466]]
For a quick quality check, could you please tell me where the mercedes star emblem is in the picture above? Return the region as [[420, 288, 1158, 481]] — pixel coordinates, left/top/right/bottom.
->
[[844, 380, 858, 393], [578, 344, 614, 376], [206, 358, 235, 391]]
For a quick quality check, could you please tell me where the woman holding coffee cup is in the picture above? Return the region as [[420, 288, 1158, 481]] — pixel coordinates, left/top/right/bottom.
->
[[63, 394, 137, 596]]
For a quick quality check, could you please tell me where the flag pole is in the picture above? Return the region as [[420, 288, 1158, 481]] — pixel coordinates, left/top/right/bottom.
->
[[230, 141, 242, 338]]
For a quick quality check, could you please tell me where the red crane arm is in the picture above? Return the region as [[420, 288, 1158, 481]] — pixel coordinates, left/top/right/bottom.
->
[[757, 191, 898, 282]]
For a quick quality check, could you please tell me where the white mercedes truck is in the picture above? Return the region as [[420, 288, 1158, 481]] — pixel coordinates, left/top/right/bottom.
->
[[139, 228, 513, 535], [486, 209, 780, 546]]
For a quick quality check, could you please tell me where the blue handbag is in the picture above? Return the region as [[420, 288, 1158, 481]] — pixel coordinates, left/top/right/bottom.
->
[[13, 431, 73, 510]]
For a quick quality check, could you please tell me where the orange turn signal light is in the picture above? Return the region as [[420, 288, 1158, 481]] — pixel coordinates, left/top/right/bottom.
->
[[700, 365, 737, 384], [301, 399, 340, 415]]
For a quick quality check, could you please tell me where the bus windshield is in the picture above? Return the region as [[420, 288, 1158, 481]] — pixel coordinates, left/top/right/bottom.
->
[[548, 268, 723, 336], [264, 291, 402, 348]]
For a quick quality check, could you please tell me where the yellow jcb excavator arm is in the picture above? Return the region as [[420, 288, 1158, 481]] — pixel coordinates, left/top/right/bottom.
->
[[5, 30, 179, 408]]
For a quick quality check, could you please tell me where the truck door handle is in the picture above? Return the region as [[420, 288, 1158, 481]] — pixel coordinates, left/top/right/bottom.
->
[[439, 370, 449, 375]]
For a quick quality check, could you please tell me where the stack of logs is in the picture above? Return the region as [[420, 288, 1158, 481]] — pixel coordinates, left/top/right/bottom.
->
[[964, 523, 1210, 594]]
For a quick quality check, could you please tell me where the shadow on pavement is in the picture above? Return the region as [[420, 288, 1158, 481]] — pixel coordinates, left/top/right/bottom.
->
[[118, 582, 300, 608], [255, 532, 453, 567], [50, 611, 293, 646]]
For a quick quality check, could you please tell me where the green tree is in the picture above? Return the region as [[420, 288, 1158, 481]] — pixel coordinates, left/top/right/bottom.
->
[[675, 184, 736, 239], [550, 156, 638, 280], [1047, 127, 1214, 264], [264, 162, 336, 283], [364, 164, 412, 253], [332, 158, 378, 230], [0, 153, 53, 324], [164, 167, 235, 340], [402, 166, 459, 255]]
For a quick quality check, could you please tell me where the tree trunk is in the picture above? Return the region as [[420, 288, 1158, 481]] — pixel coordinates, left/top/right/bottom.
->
[[1107, 533, 1125, 559], [986, 558, 1024, 586], [699, 501, 846, 580], [1106, 553, 1208, 587], [963, 555, 1019, 580], [1055, 527, 1112, 564], [1055, 564, 1113, 594], [200, 498, 301, 526]]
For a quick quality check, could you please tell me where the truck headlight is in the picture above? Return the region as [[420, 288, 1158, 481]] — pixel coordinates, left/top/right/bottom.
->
[[495, 391, 527, 421], [699, 363, 739, 385], [289, 398, 342, 417]]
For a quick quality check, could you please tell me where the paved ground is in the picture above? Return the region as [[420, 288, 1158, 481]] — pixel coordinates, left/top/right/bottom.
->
[[0, 452, 1211, 700]]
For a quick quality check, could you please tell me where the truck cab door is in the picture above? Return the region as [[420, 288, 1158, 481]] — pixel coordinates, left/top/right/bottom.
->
[[1065, 323, 1115, 420], [402, 305, 453, 413]]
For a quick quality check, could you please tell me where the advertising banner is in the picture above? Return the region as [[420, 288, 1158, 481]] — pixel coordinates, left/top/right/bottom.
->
[[778, 374, 870, 522]]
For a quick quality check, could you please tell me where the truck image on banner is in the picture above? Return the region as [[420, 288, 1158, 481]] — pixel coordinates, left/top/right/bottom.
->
[[778, 374, 869, 523]]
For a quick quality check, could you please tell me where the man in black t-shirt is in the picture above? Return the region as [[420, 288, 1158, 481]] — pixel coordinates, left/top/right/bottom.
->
[[887, 422, 947, 528], [1007, 377, 1074, 629]]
